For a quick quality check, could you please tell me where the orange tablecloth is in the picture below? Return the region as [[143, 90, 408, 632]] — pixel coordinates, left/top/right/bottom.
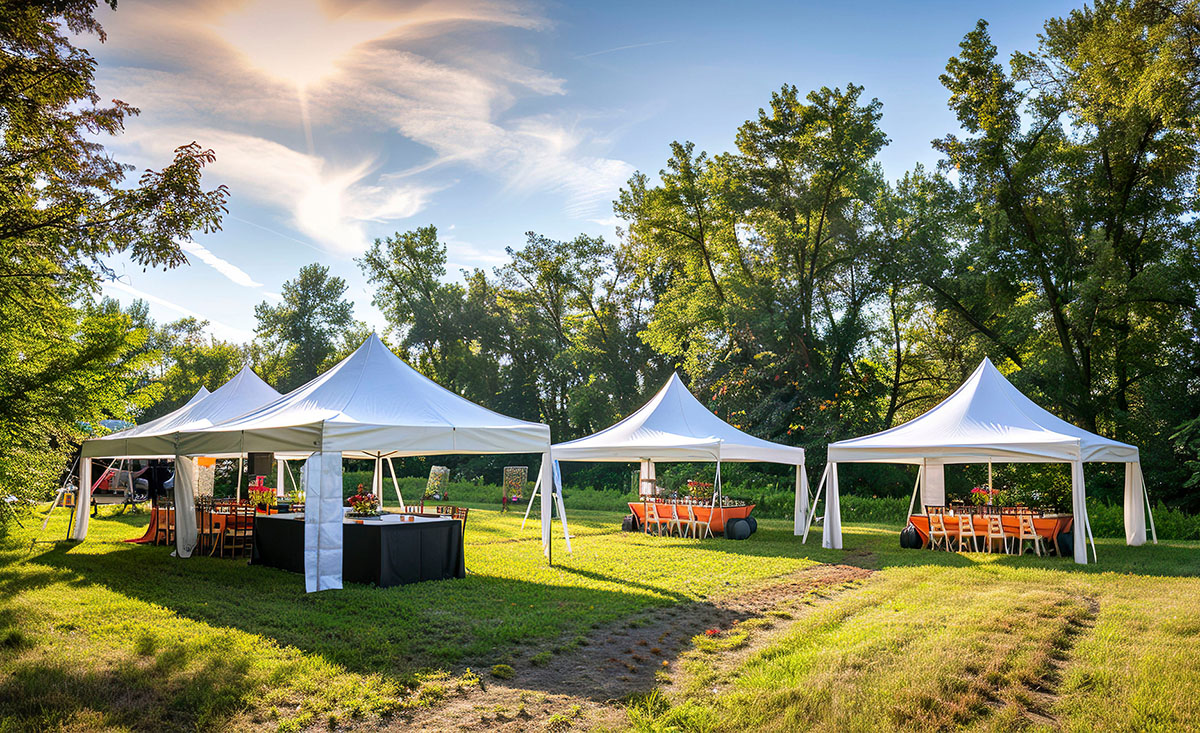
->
[[628, 501, 755, 534], [910, 513, 1073, 553]]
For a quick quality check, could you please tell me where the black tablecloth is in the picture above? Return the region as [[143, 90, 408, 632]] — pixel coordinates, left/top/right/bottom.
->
[[251, 514, 466, 587]]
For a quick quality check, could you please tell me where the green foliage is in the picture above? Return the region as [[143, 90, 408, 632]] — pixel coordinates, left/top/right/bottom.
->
[[253, 264, 358, 391], [489, 663, 514, 680], [0, 1, 225, 518]]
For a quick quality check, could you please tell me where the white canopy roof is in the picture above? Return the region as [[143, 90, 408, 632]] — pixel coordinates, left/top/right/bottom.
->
[[827, 358, 1138, 465], [176, 334, 551, 458], [552, 372, 805, 465], [83, 369, 279, 458]]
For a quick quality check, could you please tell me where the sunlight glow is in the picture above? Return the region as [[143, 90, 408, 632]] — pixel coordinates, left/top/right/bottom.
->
[[214, 0, 385, 90]]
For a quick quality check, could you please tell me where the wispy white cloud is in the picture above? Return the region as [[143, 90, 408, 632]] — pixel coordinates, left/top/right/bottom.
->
[[120, 127, 436, 255], [103, 280, 254, 343], [574, 40, 674, 59], [94, 0, 633, 244], [180, 240, 261, 288]]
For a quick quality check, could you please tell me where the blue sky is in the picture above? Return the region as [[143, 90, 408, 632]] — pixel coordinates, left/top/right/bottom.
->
[[90, 0, 1078, 342]]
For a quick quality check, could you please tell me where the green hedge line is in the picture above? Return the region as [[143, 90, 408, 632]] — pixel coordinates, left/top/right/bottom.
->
[[339, 472, 1200, 540]]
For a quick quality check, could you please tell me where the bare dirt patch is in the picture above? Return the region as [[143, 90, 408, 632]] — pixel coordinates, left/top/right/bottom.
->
[[378, 564, 874, 732]]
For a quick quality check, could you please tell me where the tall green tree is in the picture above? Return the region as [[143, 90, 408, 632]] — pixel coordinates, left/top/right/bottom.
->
[[932, 6, 1200, 498], [0, 0, 226, 514], [139, 317, 245, 421], [253, 264, 357, 391], [616, 84, 891, 447]]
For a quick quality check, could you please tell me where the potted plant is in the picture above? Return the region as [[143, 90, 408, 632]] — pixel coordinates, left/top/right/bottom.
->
[[248, 487, 276, 513]]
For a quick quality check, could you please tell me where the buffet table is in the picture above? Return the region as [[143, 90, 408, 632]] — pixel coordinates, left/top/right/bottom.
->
[[252, 513, 466, 587]]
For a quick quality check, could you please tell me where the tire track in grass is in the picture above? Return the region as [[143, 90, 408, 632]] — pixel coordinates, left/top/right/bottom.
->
[[383, 564, 874, 732]]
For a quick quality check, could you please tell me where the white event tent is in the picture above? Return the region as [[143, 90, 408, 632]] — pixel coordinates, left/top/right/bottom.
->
[[800, 358, 1156, 564], [172, 334, 553, 592], [73, 368, 281, 541], [552, 373, 807, 520]]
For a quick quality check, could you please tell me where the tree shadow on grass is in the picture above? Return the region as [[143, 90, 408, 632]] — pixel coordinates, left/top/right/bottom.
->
[[0, 622, 256, 732], [26, 536, 688, 683]]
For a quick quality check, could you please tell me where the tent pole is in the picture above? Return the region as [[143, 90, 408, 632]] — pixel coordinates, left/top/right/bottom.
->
[[551, 461, 571, 552], [385, 457, 404, 509], [283, 459, 297, 494], [522, 471, 541, 529], [41, 453, 76, 532], [801, 463, 830, 544], [235, 455, 244, 501], [906, 465, 924, 522], [988, 458, 993, 493], [371, 455, 382, 505], [1140, 463, 1158, 544]]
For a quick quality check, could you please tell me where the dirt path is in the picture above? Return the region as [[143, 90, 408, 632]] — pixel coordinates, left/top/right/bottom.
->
[[379, 564, 875, 732]]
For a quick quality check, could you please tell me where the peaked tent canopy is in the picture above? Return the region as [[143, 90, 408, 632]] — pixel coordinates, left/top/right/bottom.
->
[[171, 334, 554, 592], [82, 368, 278, 459], [552, 373, 808, 529], [177, 334, 550, 458], [803, 358, 1154, 564], [553, 372, 806, 465], [826, 358, 1137, 465]]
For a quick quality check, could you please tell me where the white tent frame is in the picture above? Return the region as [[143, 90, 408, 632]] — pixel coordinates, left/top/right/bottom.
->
[[161, 336, 554, 592], [550, 373, 809, 531], [800, 360, 1157, 564]]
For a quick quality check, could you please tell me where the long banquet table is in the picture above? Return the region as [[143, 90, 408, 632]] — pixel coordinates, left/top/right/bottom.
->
[[909, 512, 1074, 555], [251, 513, 466, 587]]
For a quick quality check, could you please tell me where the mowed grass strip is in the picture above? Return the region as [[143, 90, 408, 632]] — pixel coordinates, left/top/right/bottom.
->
[[631, 548, 1200, 732]]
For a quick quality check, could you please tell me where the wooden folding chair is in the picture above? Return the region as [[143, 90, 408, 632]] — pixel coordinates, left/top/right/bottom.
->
[[1016, 514, 1044, 556], [643, 500, 663, 536], [154, 503, 175, 546], [221, 504, 255, 560], [984, 514, 1011, 554], [957, 514, 980, 552], [662, 503, 683, 537], [928, 513, 951, 551]]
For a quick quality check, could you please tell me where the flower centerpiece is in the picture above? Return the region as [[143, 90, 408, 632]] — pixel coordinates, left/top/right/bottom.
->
[[685, 480, 713, 500], [969, 486, 1005, 506], [347, 491, 381, 517]]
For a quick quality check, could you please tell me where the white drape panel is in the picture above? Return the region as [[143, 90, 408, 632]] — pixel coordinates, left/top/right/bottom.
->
[[823, 463, 843, 550], [793, 465, 808, 535], [276, 460, 286, 497], [921, 461, 945, 506], [540, 450, 553, 556], [304, 451, 344, 592], [72, 458, 92, 540], [1123, 461, 1147, 546], [1071, 460, 1089, 564], [173, 455, 199, 558]]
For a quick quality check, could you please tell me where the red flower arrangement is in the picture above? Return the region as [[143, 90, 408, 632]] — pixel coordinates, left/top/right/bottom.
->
[[347, 492, 380, 516]]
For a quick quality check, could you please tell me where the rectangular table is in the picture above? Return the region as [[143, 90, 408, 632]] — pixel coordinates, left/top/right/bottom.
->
[[252, 513, 466, 587]]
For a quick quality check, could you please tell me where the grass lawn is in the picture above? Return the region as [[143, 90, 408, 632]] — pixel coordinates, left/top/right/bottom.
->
[[1, 504, 1198, 731]]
